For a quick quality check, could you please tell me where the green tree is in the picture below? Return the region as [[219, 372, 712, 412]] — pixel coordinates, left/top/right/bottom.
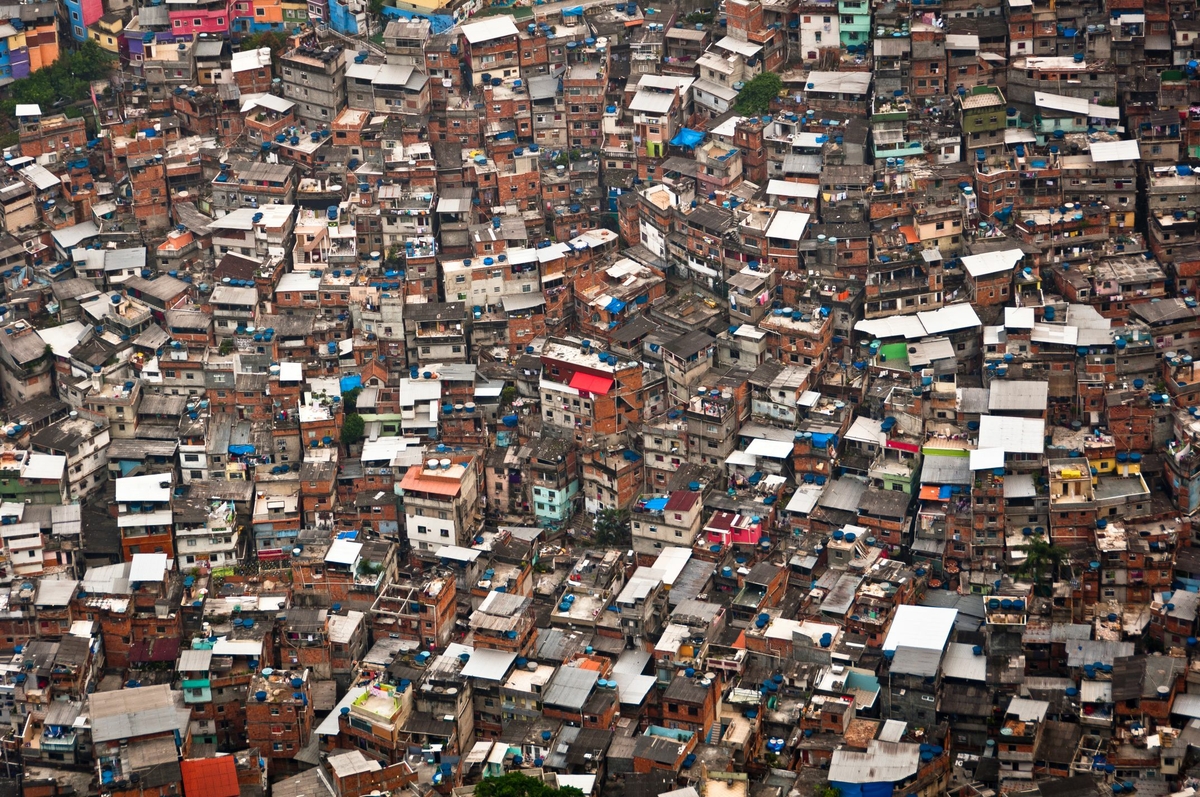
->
[[734, 72, 783, 116], [1016, 535, 1067, 596], [0, 41, 115, 121], [239, 31, 290, 69], [341, 413, 366, 445], [814, 785, 841, 797], [475, 773, 583, 797], [593, 508, 630, 547], [342, 386, 363, 413]]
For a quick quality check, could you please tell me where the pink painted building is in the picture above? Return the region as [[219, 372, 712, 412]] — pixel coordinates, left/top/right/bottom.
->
[[66, 0, 104, 42], [168, 0, 233, 36], [703, 510, 764, 547]]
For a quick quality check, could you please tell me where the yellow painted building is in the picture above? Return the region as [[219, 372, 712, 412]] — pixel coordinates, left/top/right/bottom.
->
[[88, 13, 124, 53]]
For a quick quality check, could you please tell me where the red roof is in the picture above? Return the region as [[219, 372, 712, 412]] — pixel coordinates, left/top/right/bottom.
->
[[664, 491, 699, 512], [180, 756, 239, 797], [128, 637, 182, 664], [568, 371, 614, 395]]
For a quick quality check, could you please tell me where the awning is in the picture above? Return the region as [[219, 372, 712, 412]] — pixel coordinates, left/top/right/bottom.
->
[[670, 128, 705, 149], [568, 371, 614, 395], [606, 297, 627, 313]]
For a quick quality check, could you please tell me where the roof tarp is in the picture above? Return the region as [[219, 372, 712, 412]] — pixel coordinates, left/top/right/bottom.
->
[[562, 5, 584, 14], [228, 445, 256, 456], [568, 372, 614, 395], [606, 298, 627, 313], [378, 5, 455, 33], [670, 128, 705, 148], [832, 784, 893, 797], [340, 375, 362, 394]]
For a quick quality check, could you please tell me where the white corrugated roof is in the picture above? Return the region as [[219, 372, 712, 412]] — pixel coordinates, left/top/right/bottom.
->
[[23, 453, 65, 480], [116, 472, 172, 502], [978, 415, 1045, 454], [1031, 323, 1079, 346], [1034, 91, 1121, 120], [829, 741, 920, 784], [805, 71, 871, 95], [989, 380, 1049, 412], [231, 47, 271, 73], [855, 315, 928, 340], [962, 248, 1023, 278], [629, 90, 676, 114], [1005, 306, 1035, 329], [461, 16, 519, 44], [1007, 697, 1049, 721], [129, 552, 168, 583], [714, 35, 762, 57], [21, 163, 61, 191], [918, 303, 982, 334], [846, 416, 886, 446], [941, 642, 988, 681], [969, 447, 1005, 471], [725, 450, 757, 466], [1005, 127, 1037, 144], [745, 438, 794, 459], [883, 605, 957, 652], [767, 179, 820, 199], [325, 538, 363, 566], [461, 647, 518, 680], [1090, 139, 1141, 162], [347, 63, 383, 80], [1004, 474, 1037, 498], [765, 210, 810, 241], [240, 93, 295, 114], [316, 687, 366, 736]]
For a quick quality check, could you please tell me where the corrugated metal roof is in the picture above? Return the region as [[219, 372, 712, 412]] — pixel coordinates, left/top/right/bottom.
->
[[543, 665, 600, 711], [829, 741, 920, 784], [941, 642, 988, 682], [890, 645, 942, 677]]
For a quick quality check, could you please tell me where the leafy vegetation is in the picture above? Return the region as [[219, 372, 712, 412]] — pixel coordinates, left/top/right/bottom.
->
[[684, 10, 714, 23], [0, 41, 114, 122], [476, 773, 583, 797], [593, 508, 630, 547], [1016, 535, 1068, 596], [734, 72, 783, 117], [342, 412, 366, 445], [357, 559, 385, 576], [239, 31, 290, 69]]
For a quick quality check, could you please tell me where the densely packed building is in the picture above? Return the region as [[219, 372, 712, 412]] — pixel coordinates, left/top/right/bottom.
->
[[5, 0, 1200, 793]]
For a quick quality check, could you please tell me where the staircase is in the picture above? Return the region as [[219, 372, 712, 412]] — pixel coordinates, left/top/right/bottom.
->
[[706, 723, 723, 744], [319, 24, 386, 58]]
